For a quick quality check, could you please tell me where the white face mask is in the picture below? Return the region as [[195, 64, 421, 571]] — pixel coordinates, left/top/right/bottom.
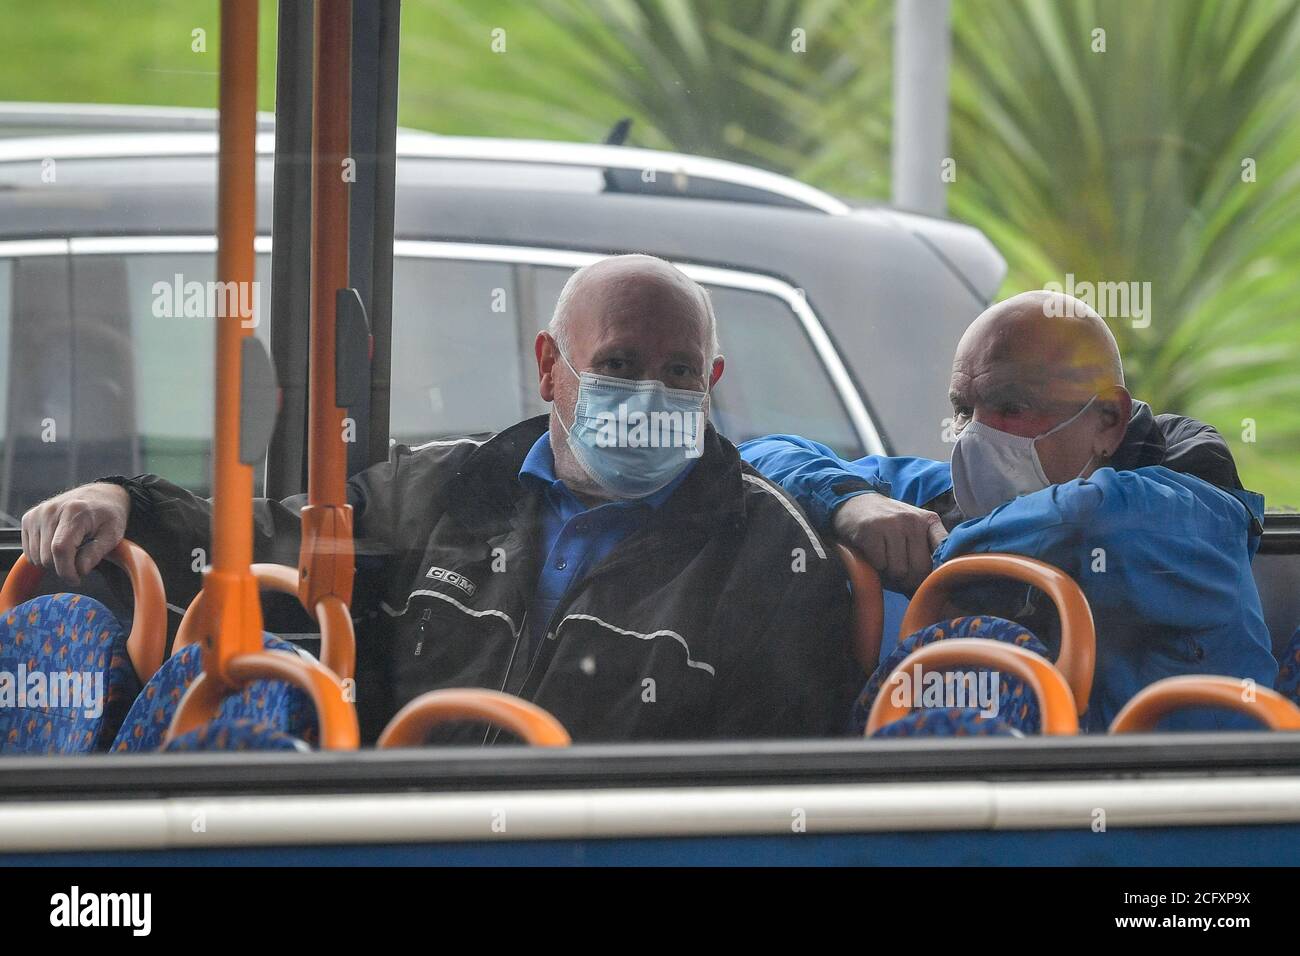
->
[[950, 396, 1099, 519]]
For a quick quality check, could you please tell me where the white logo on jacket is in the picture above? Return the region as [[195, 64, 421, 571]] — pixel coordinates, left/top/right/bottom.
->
[[426, 566, 477, 597]]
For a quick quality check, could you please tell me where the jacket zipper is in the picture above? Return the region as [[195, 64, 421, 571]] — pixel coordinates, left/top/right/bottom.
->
[[508, 604, 568, 707], [497, 610, 528, 694], [483, 610, 528, 746], [412, 607, 432, 657], [487, 608, 563, 746]]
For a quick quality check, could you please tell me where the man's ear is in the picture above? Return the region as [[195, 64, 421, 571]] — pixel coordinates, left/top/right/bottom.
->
[[536, 331, 557, 403], [708, 354, 725, 389], [1096, 385, 1132, 456]]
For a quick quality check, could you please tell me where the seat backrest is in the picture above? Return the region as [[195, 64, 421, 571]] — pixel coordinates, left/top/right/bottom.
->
[[850, 615, 1050, 735], [0, 594, 137, 754], [164, 718, 310, 752], [865, 638, 1079, 736], [112, 634, 318, 753], [1110, 675, 1300, 733], [833, 542, 885, 672]]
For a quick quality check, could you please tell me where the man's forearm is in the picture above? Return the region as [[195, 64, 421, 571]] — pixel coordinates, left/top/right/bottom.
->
[[738, 434, 883, 530]]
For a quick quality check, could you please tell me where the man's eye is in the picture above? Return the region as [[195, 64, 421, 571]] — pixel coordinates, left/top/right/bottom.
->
[[601, 358, 629, 373], [668, 365, 695, 378]]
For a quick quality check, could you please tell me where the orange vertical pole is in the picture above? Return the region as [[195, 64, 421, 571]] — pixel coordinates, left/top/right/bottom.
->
[[300, 0, 356, 611], [206, 0, 265, 679]]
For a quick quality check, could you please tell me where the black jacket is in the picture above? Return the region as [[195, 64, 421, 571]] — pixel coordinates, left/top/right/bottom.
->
[[111, 416, 860, 744]]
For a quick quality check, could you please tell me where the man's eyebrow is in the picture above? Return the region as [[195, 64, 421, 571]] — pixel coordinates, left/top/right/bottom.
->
[[960, 376, 1037, 407], [664, 350, 704, 365], [589, 344, 639, 360]]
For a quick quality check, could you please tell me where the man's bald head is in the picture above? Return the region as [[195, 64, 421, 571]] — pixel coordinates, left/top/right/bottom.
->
[[957, 290, 1124, 395], [548, 254, 719, 361], [949, 290, 1132, 484]]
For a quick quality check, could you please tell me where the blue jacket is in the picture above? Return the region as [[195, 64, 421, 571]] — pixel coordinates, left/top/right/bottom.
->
[[740, 409, 1275, 732]]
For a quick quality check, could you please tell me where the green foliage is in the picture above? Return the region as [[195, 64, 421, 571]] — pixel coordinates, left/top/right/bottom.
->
[[0, 0, 278, 111], [399, 0, 891, 189], [948, 0, 1300, 507], [4, 0, 1298, 504]]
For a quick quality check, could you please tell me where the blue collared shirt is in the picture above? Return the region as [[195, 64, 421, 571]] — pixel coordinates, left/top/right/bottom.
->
[[518, 433, 694, 656]]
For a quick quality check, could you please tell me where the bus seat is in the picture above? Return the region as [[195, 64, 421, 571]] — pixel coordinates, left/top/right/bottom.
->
[[112, 635, 318, 753], [1110, 675, 1300, 733], [872, 707, 1023, 738], [850, 616, 1049, 735], [163, 718, 310, 753], [1276, 627, 1300, 705], [866, 639, 1080, 736], [833, 542, 885, 671], [379, 688, 571, 748], [0, 594, 139, 754]]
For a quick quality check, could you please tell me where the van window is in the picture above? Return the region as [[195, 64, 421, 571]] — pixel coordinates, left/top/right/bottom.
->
[[122, 253, 273, 494], [0, 250, 274, 507], [389, 257, 528, 444]]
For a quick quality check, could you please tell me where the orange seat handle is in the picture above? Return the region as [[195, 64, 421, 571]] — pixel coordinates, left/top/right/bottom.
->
[[172, 564, 355, 682], [379, 689, 572, 748], [834, 542, 885, 672], [902, 553, 1095, 713], [0, 540, 168, 685], [865, 638, 1079, 736], [163, 650, 359, 750], [1109, 675, 1300, 733]]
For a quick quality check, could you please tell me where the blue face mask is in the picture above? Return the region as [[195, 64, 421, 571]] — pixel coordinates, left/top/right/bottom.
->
[[555, 347, 709, 499]]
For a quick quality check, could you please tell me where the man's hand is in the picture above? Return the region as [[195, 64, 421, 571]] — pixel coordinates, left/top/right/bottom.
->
[[21, 483, 131, 586], [831, 493, 948, 595]]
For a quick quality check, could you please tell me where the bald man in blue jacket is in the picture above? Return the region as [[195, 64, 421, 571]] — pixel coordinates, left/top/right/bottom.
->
[[742, 291, 1274, 731]]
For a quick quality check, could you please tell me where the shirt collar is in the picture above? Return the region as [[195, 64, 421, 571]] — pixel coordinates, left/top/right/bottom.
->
[[518, 431, 692, 511]]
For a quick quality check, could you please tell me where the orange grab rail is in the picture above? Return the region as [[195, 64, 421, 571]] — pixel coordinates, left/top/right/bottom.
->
[[834, 542, 885, 672], [163, 650, 359, 750], [0, 540, 168, 685], [379, 689, 572, 748], [865, 638, 1079, 736], [1109, 675, 1300, 733], [172, 564, 356, 682], [901, 553, 1096, 714]]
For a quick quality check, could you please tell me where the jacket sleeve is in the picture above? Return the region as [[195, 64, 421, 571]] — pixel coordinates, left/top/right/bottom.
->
[[739, 435, 957, 529], [708, 529, 863, 738], [935, 466, 1258, 633], [737, 434, 884, 530], [103, 462, 397, 620]]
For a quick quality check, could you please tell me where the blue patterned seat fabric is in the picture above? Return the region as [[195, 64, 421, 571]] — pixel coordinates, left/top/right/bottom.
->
[[873, 707, 1023, 738], [164, 718, 309, 752], [0, 594, 140, 755], [1276, 628, 1300, 706], [852, 615, 1051, 737], [112, 634, 318, 753]]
